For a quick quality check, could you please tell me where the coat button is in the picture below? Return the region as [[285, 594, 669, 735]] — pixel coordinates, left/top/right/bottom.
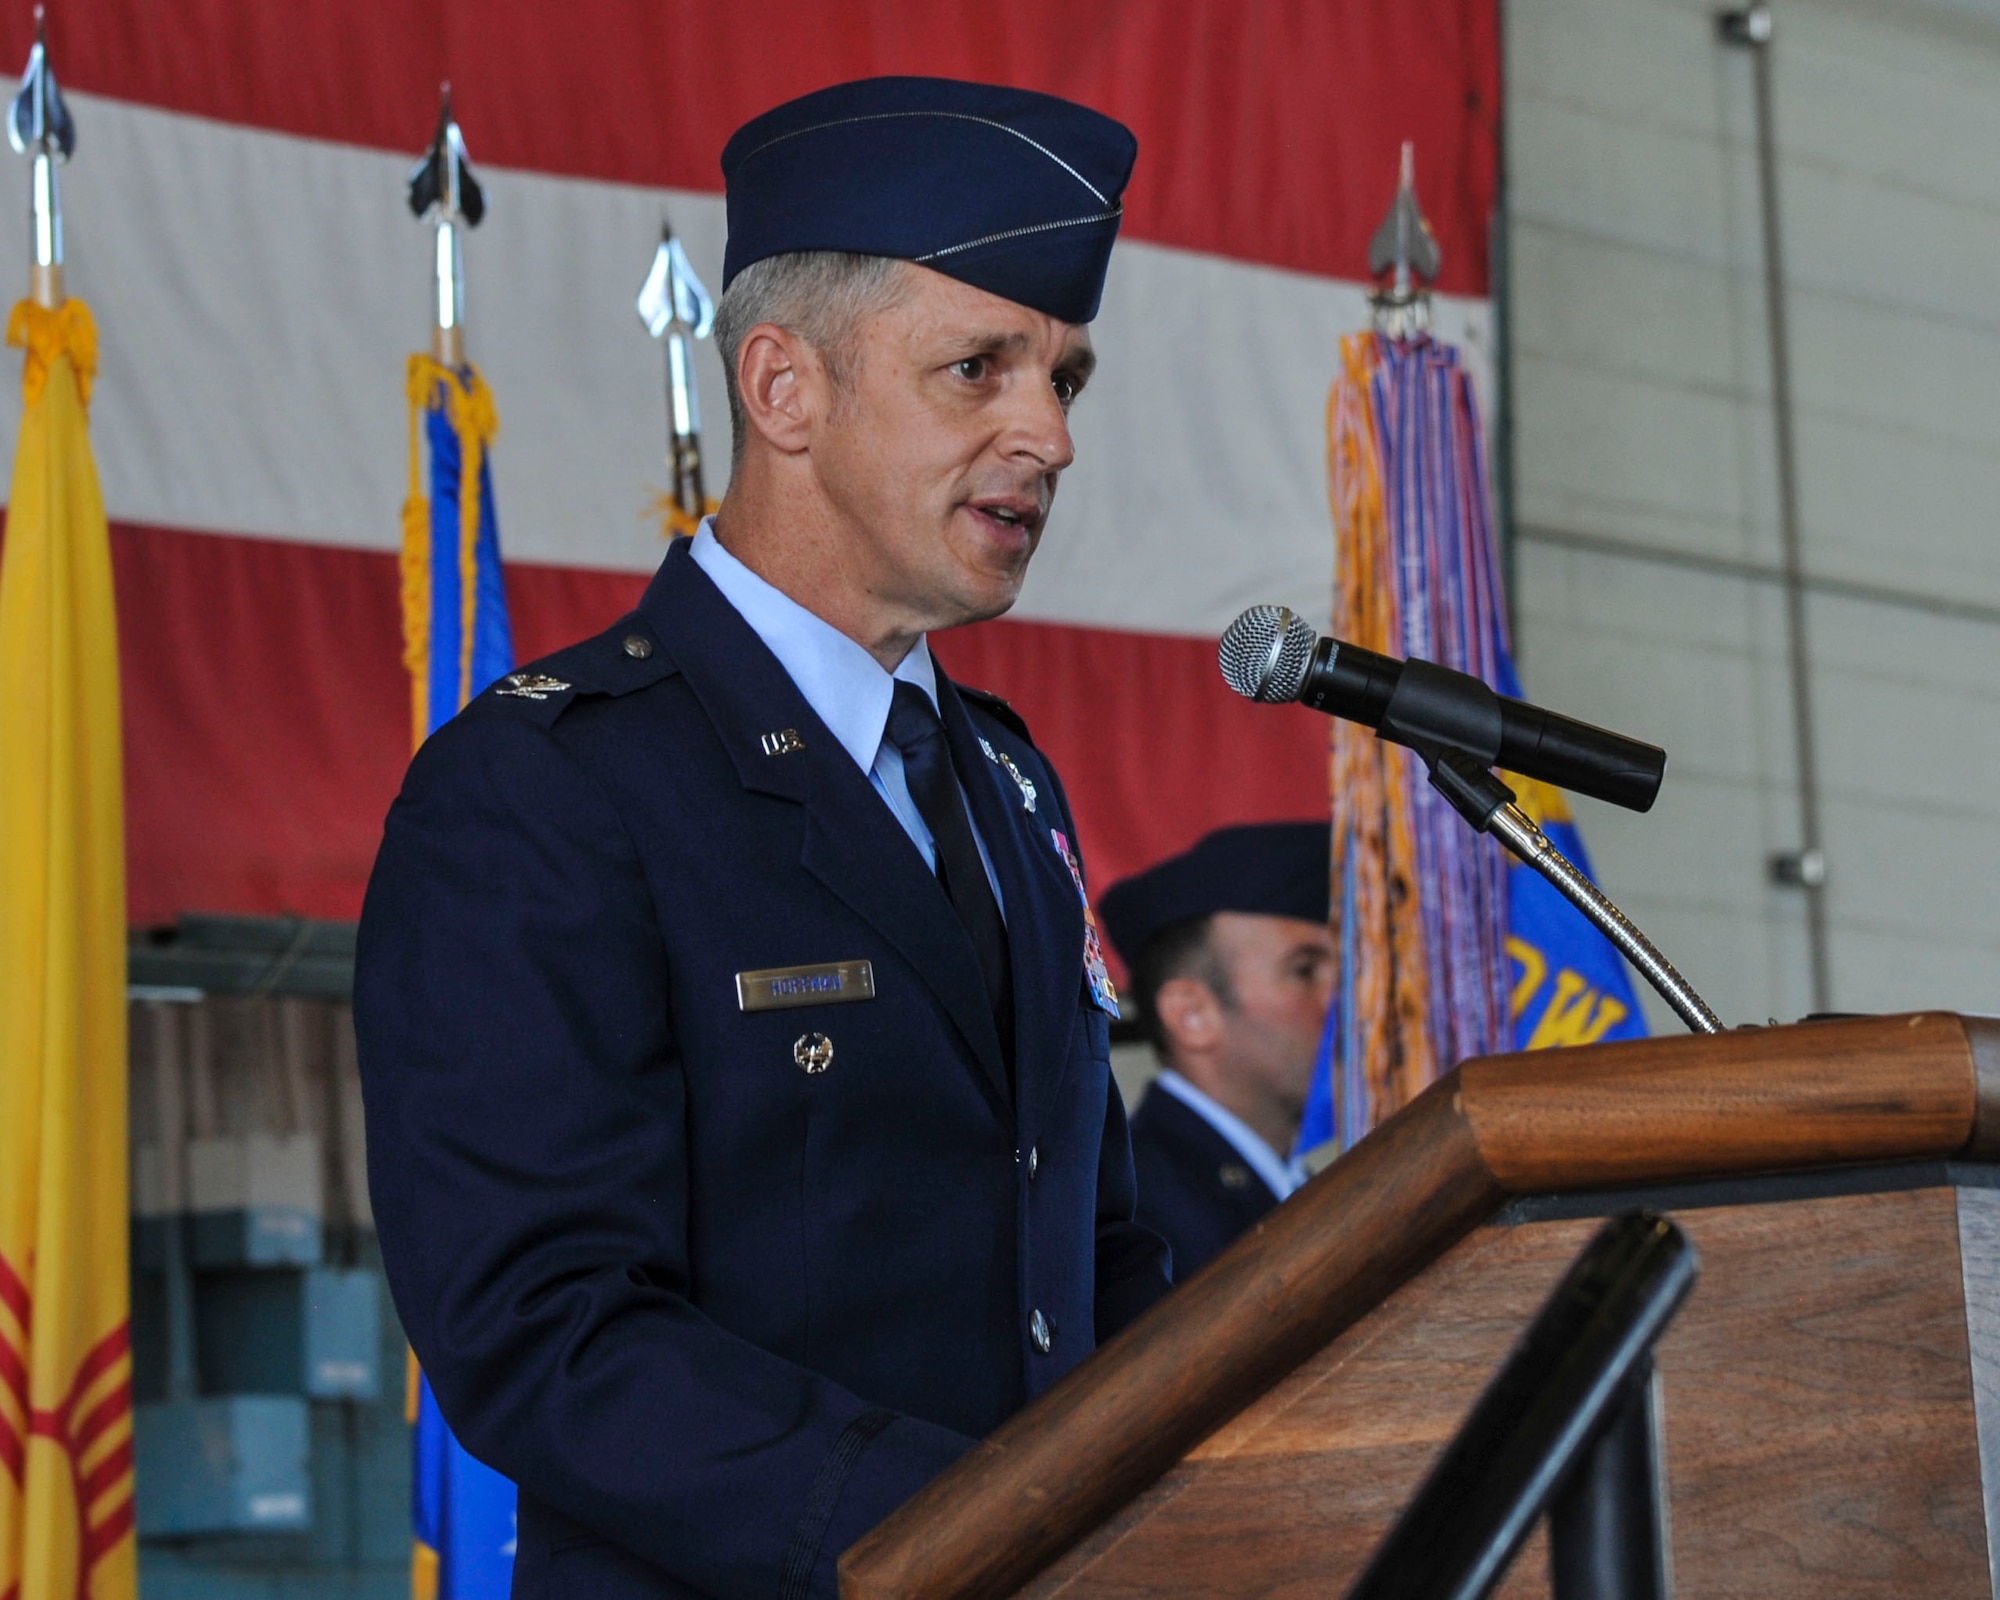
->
[[623, 634, 654, 659], [1029, 1309, 1052, 1353], [1027, 1145, 1039, 1180]]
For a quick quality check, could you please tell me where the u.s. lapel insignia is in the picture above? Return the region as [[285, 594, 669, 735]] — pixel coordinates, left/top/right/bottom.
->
[[760, 728, 805, 756], [1051, 828, 1120, 1017], [496, 672, 570, 700], [977, 737, 1037, 812]]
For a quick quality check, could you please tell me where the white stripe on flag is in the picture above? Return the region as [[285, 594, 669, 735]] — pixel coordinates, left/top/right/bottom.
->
[[0, 88, 1488, 640]]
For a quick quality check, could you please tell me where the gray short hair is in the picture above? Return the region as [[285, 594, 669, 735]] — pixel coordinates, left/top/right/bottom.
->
[[713, 252, 912, 468]]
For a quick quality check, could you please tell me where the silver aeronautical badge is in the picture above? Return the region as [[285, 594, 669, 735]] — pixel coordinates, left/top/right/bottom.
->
[[793, 1032, 834, 1074], [496, 672, 570, 700], [977, 737, 1036, 811], [998, 753, 1037, 813]]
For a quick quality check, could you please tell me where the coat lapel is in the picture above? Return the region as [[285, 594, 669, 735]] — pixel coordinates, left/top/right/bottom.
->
[[641, 544, 1010, 1116], [936, 675, 1083, 1135]]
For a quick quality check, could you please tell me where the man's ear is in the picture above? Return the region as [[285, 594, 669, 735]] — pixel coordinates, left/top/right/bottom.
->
[[735, 324, 818, 454], [1154, 975, 1223, 1059]]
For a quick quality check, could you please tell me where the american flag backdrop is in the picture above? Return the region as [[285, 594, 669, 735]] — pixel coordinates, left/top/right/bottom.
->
[[0, 0, 1499, 964]]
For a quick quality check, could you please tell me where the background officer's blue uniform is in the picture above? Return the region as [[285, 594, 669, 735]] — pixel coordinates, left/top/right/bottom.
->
[[356, 536, 1171, 1600], [1128, 1072, 1309, 1281]]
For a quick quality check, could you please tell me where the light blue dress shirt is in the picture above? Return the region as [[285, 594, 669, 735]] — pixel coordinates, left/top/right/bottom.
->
[[690, 522, 1005, 915], [1152, 1069, 1310, 1201]]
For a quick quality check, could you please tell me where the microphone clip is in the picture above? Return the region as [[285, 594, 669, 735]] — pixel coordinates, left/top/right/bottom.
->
[[1418, 744, 1722, 1036]]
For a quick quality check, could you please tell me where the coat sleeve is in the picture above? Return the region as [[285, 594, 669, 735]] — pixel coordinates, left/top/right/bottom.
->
[[1091, 1074, 1176, 1339], [355, 706, 973, 1600]]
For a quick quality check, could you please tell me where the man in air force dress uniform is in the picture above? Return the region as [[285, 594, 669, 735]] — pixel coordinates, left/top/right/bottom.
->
[[355, 78, 1171, 1600], [1101, 824, 1336, 1281]]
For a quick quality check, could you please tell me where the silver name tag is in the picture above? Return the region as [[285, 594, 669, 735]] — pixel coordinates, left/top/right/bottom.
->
[[736, 960, 876, 1012]]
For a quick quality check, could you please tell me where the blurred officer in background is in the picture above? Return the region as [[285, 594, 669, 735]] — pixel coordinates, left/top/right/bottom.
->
[[1101, 823, 1335, 1281], [356, 77, 1170, 1600]]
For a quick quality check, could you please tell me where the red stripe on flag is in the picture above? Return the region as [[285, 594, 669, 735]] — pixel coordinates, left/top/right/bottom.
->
[[0, 1253, 28, 1332], [58, 1325, 130, 1427], [78, 1436, 133, 1508], [0, 1333, 26, 1417], [86, 1495, 136, 1563], [68, 522, 1328, 933], [72, 1379, 131, 1457], [0, 0, 1498, 292], [0, 1417, 22, 1485], [100, 522, 646, 925]]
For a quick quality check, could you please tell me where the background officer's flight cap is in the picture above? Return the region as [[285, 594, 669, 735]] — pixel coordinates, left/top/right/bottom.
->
[[1099, 823, 1333, 972], [720, 76, 1139, 325]]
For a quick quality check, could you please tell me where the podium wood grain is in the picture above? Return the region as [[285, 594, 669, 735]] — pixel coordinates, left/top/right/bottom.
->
[[1016, 1187, 1990, 1598], [843, 1014, 2000, 1600]]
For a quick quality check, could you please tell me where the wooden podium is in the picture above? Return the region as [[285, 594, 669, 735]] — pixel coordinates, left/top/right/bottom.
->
[[844, 1012, 2000, 1600]]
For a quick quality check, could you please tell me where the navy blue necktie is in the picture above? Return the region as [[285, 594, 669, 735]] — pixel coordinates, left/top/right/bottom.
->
[[886, 682, 1014, 1068]]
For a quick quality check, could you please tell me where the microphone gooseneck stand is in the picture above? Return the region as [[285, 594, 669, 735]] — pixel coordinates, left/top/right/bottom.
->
[[1426, 748, 1723, 1036]]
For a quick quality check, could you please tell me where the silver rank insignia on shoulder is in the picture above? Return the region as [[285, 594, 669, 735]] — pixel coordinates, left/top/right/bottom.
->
[[760, 728, 805, 756], [977, 738, 1036, 811], [497, 672, 570, 700]]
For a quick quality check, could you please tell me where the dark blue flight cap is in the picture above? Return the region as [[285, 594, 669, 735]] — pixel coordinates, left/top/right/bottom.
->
[[720, 76, 1138, 325], [1099, 822, 1332, 972]]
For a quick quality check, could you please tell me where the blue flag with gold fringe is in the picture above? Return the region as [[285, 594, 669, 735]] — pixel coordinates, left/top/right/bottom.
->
[[401, 356, 511, 743], [399, 352, 519, 1599]]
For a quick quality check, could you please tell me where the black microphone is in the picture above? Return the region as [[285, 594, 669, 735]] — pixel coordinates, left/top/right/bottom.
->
[[1218, 604, 1667, 813]]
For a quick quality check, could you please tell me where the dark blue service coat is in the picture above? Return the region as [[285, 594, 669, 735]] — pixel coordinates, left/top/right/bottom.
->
[[356, 537, 1171, 1600], [1128, 1085, 1283, 1282]]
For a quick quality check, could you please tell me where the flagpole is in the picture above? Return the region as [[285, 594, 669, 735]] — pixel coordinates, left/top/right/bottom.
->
[[637, 216, 715, 538], [412, 83, 482, 368], [17, 9, 65, 308]]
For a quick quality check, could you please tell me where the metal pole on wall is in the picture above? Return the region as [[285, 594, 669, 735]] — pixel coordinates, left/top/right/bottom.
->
[[1719, 2, 1833, 1014]]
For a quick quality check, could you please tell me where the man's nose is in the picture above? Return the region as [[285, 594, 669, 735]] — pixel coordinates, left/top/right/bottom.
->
[[1002, 378, 1076, 473]]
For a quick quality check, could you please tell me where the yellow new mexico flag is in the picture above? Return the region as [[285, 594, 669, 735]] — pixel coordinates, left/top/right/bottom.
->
[[0, 298, 136, 1600]]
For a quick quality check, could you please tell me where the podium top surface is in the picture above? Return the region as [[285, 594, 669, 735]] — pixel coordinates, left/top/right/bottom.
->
[[842, 1011, 2000, 1600]]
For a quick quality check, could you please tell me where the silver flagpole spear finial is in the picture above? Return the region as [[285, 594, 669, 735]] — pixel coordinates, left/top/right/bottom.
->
[[9, 7, 75, 308], [1366, 141, 1441, 339], [636, 214, 715, 538], [407, 82, 485, 367]]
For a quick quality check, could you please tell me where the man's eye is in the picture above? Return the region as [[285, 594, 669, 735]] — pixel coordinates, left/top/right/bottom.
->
[[953, 356, 988, 381], [1052, 374, 1079, 405]]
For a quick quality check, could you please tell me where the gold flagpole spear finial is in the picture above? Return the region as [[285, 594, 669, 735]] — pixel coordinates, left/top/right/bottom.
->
[[636, 214, 715, 538], [407, 81, 485, 367], [9, 7, 75, 308]]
